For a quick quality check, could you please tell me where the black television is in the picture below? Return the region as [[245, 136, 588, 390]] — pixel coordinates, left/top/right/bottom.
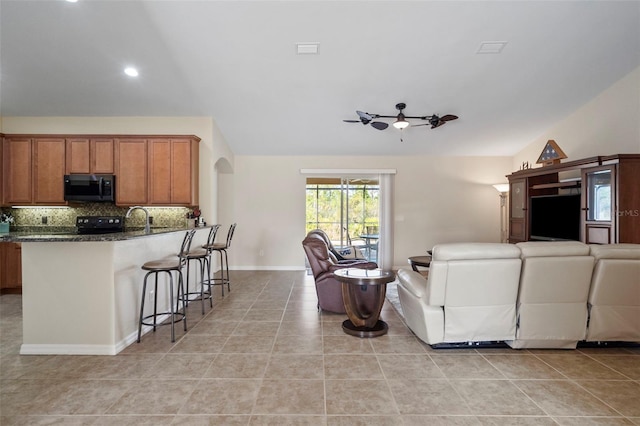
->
[[529, 194, 581, 241]]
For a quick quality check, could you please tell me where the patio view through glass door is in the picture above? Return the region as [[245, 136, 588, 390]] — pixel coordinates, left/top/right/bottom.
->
[[306, 177, 380, 263]]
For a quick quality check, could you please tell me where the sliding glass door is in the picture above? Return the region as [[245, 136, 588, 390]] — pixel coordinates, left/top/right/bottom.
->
[[306, 177, 380, 262]]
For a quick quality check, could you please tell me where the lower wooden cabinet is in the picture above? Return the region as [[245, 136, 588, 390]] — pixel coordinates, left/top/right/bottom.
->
[[0, 242, 22, 294]]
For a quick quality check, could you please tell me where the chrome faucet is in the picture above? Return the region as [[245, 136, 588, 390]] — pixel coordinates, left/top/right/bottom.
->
[[125, 206, 151, 234]]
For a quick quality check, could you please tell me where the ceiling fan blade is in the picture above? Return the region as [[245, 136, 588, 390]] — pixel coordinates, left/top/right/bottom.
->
[[440, 114, 458, 122], [370, 121, 389, 130], [431, 121, 446, 129], [343, 120, 363, 123], [356, 110, 373, 121]]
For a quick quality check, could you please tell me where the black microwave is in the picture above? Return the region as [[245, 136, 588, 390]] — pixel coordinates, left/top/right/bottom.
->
[[64, 174, 115, 202]]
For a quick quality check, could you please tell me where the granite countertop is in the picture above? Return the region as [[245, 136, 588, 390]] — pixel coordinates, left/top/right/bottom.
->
[[0, 226, 197, 243]]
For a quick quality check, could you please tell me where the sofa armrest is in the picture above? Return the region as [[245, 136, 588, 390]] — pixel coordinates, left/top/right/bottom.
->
[[398, 268, 428, 298]]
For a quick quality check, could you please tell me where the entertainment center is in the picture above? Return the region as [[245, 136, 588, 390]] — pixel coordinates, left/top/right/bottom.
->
[[506, 154, 640, 244]]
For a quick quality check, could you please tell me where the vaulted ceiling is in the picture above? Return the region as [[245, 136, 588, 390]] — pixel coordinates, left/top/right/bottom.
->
[[1, 1, 639, 156]]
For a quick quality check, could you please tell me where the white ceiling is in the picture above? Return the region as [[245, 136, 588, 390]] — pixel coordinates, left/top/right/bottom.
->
[[1, 1, 639, 156]]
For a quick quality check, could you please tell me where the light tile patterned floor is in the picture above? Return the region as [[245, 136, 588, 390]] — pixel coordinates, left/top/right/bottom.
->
[[1, 270, 639, 425]]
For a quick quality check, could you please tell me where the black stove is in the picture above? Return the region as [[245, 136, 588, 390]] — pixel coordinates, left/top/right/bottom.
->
[[76, 216, 124, 234]]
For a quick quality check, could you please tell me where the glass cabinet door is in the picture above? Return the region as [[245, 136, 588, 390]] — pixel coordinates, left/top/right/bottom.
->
[[511, 180, 526, 219], [585, 169, 612, 221]]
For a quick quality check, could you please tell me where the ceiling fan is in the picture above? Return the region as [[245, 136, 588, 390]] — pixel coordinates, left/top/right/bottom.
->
[[343, 102, 459, 131]]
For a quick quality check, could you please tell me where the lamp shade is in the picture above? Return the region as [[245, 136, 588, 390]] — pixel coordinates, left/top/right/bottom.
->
[[393, 118, 409, 129], [492, 183, 510, 193]]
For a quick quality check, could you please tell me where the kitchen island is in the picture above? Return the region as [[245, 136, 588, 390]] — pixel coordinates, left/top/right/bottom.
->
[[2, 227, 210, 355]]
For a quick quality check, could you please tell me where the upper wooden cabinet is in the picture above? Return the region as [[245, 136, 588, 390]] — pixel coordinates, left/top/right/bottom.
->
[[33, 138, 67, 205], [2, 136, 67, 205], [115, 138, 148, 206], [3, 133, 200, 207], [148, 138, 199, 206], [66, 138, 114, 174], [2, 137, 33, 205], [115, 135, 199, 207]]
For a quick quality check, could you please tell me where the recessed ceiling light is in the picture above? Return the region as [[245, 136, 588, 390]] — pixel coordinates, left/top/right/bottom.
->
[[66, 0, 78, 3], [124, 67, 139, 77], [476, 41, 508, 54]]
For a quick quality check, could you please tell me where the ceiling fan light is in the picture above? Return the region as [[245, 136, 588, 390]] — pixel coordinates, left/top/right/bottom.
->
[[393, 119, 409, 130]]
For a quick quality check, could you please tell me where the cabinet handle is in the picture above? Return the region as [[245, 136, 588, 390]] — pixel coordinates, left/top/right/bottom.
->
[[581, 207, 588, 211]]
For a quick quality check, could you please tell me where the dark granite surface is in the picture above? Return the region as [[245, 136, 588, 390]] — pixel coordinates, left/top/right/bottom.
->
[[0, 226, 193, 243]]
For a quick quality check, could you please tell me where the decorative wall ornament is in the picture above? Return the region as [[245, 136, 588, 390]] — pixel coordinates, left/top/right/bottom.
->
[[536, 139, 567, 166]]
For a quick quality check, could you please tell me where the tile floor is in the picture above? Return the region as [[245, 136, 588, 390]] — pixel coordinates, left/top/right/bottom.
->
[[1, 270, 639, 425]]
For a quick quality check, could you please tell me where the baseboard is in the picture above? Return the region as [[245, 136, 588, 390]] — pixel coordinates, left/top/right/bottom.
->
[[20, 343, 117, 355], [231, 266, 306, 271]]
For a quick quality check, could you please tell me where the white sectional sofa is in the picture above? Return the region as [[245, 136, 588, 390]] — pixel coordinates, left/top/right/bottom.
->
[[397, 243, 522, 346], [397, 241, 640, 349]]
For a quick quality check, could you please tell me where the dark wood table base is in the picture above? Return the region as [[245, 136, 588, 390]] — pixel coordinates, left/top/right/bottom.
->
[[342, 319, 388, 338], [333, 268, 396, 338]]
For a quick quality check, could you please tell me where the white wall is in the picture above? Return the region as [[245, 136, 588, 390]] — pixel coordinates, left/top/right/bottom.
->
[[513, 66, 640, 169], [228, 155, 512, 270], [0, 116, 234, 225]]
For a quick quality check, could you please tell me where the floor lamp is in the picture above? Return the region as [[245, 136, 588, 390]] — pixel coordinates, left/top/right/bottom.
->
[[492, 184, 510, 243]]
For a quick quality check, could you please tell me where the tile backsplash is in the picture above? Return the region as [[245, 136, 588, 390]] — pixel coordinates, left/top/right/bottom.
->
[[1, 204, 192, 229]]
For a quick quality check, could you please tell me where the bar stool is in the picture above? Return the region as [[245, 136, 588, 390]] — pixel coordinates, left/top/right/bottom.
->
[[137, 229, 196, 343], [184, 225, 220, 315], [204, 223, 236, 296]]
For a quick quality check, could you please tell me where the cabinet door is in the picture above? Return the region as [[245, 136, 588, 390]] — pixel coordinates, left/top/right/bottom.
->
[[508, 178, 527, 242], [170, 139, 196, 205], [66, 138, 91, 174], [582, 166, 615, 244], [1, 243, 22, 291], [148, 138, 198, 205], [91, 139, 114, 174], [3, 137, 33, 204], [67, 138, 114, 174], [33, 138, 67, 204], [148, 139, 172, 204], [115, 139, 148, 205]]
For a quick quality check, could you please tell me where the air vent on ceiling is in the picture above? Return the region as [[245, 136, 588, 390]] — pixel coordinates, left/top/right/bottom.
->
[[296, 43, 320, 55], [476, 41, 508, 54]]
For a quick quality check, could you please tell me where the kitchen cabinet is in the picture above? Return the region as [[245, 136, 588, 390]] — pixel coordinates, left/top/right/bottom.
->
[[115, 138, 148, 206], [2, 137, 33, 204], [2, 137, 66, 205], [0, 242, 22, 294], [148, 138, 199, 206], [66, 138, 114, 174], [2, 133, 199, 208], [33, 138, 67, 204]]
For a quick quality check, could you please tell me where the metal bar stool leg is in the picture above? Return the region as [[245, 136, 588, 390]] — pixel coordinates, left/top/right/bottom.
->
[[223, 248, 230, 294]]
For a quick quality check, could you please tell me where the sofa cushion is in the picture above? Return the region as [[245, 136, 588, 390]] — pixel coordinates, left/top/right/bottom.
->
[[590, 244, 640, 260], [517, 241, 590, 257], [433, 243, 521, 261]]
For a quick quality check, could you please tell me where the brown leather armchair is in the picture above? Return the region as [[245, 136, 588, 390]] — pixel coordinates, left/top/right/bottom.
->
[[302, 230, 378, 313]]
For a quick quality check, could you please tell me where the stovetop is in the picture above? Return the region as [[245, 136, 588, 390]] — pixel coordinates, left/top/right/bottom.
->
[[76, 216, 124, 234]]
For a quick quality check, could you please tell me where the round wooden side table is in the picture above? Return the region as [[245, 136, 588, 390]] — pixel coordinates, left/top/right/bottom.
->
[[408, 255, 432, 272], [333, 268, 396, 338]]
